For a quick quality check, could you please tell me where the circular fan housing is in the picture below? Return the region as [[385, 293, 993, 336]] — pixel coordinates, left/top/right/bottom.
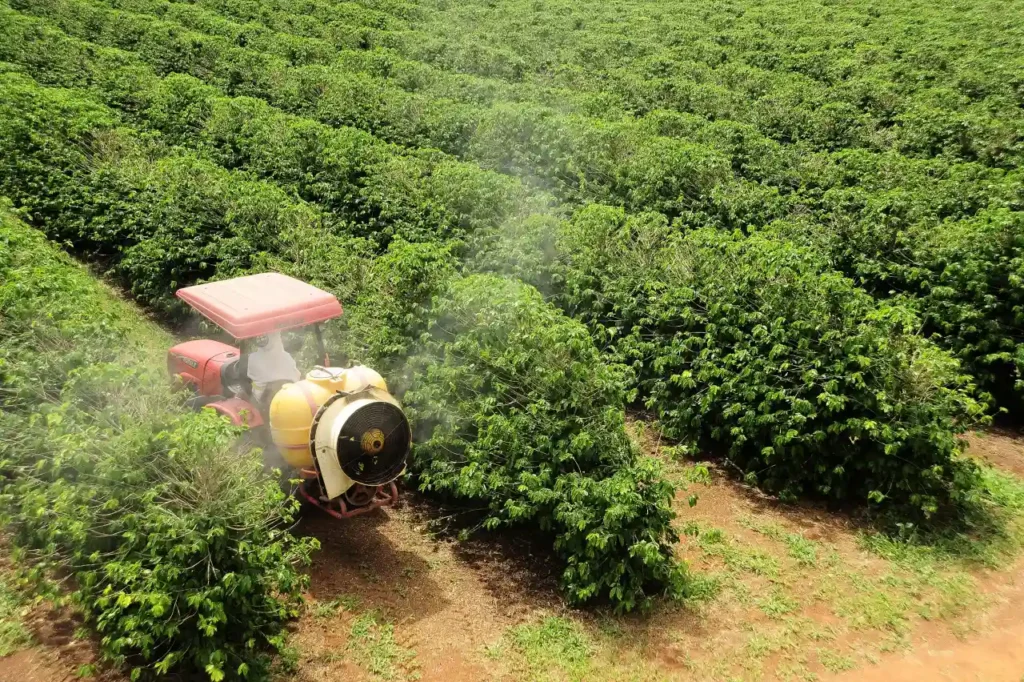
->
[[335, 400, 410, 485], [310, 387, 411, 499]]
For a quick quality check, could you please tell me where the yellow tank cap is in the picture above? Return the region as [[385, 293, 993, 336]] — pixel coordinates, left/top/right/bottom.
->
[[305, 366, 348, 393], [341, 365, 388, 393]]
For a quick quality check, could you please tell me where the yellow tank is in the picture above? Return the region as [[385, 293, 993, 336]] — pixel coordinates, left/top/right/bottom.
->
[[269, 378, 333, 468], [268, 366, 391, 468]]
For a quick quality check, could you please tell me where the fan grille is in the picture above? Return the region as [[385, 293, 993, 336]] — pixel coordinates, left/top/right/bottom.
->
[[336, 401, 410, 485]]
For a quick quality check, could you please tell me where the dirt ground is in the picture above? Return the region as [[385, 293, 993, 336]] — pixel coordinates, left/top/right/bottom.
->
[[2, 428, 1023, 682]]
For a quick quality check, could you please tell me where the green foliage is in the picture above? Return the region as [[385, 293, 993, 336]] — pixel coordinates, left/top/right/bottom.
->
[[559, 206, 987, 516], [0, 209, 316, 680], [0, 5, 547, 253], [405, 275, 688, 610], [342, 238, 459, 369], [4, 0, 1023, 415], [0, 73, 319, 314], [0, 573, 31, 657], [802, 207, 1024, 408], [0, 0, 1021, 622]]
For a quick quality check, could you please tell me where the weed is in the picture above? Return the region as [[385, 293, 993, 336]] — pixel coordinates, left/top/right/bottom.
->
[[483, 640, 505, 661], [865, 465, 1024, 571], [828, 572, 912, 633], [757, 589, 800, 619], [0, 576, 30, 657], [696, 528, 781, 578], [682, 573, 723, 605], [817, 647, 855, 673], [348, 610, 418, 681], [310, 595, 363, 620], [507, 616, 592, 682], [311, 599, 342, 619], [777, 660, 818, 681], [740, 518, 819, 567]]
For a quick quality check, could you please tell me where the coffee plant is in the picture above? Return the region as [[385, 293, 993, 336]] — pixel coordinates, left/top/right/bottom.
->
[[403, 274, 687, 610], [558, 206, 988, 516], [0, 209, 316, 680], [0, 0, 1021, 650]]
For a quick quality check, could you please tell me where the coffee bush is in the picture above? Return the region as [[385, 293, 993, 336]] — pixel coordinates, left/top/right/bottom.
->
[[0, 209, 316, 680], [403, 274, 688, 610], [559, 206, 988, 516]]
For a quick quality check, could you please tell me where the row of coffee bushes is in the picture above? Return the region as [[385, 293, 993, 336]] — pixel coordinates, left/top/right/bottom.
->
[[0, 203, 317, 680], [553, 206, 989, 517], [6, 2, 1016, 243], [349, 0, 1024, 168], [0, 5, 551, 254], [5, 4, 1021, 413], [5, 0, 1016, 255], [0, 72, 691, 614], [91, 0, 1024, 171]]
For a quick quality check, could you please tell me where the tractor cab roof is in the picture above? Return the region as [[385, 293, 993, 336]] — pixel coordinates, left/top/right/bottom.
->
[[176, 273, 342, 339]]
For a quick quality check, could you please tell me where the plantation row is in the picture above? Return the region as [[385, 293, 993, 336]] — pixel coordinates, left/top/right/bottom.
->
[[0, 10, 549, 252], [3, 2, 1023, 410], [0, 73, 688, 619], [1, 67, 994, 518], [0, 204, 315, 680], [79, 0, 1024, 169], [7, 0, 749, 215], [420, 0, 1023, 162], [12, 0, 1022, 218]]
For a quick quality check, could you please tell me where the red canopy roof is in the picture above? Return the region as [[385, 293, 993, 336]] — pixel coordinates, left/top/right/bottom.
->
[[176, 273, 342, 339]]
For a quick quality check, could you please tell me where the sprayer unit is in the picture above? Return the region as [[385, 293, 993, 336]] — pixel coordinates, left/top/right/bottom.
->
[[168, 273, 411, 519], [269, 366, 410, 511]]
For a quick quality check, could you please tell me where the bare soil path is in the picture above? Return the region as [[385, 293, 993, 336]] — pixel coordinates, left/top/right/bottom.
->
[[826, 567, 1024, 682]]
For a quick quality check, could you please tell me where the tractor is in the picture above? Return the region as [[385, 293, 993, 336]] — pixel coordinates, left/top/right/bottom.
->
[[167, 272, 411, 518]]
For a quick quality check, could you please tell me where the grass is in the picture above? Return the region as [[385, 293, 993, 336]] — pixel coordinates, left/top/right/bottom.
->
[[310, 594, 362, 619], [0, 573, 31, 657], [347, 610, 418, 681], [757, 589, 800, 619], [863, 465, 1024, 570], [687, 523, 782, 579], [740, 518, 821, 568], [669, 462, 1024, 681], [504, 616, 593, 682], [817, 647, 856, 673]]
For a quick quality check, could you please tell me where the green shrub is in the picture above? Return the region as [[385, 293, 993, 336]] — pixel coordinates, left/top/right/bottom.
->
[[0, 73, 324, 313], [0, 208, 316, 681], [813, 208, 1024, 409], [342, 239, 459, 370], [559, 206, 988, 516], [403, 274, 688, 610]]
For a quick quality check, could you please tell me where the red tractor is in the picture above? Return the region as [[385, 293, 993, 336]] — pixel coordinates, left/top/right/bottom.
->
[[167, 273, 410, 518]]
